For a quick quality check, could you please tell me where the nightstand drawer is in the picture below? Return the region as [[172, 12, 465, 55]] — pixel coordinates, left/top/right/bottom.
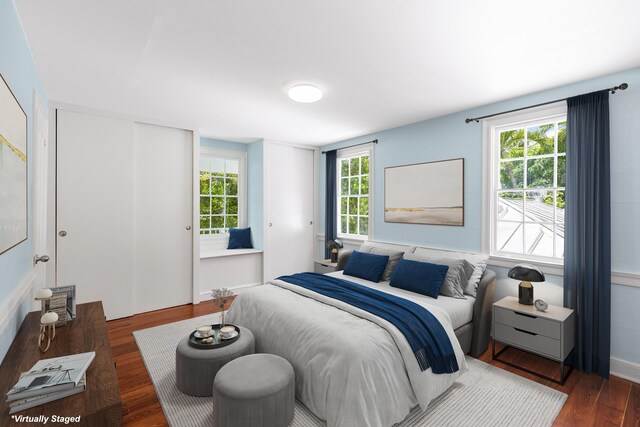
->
[[314, 260, 338, 274], [494, 322, 561, 359], [494, 306, 560, 339]]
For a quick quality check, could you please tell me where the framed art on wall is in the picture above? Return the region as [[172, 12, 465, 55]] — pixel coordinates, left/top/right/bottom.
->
[[384, 158, 464, 226], [0, 73, 28, 254]]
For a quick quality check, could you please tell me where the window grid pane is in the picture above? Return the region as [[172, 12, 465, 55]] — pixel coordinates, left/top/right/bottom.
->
[[494, 118, 565, 261], [199, 157, 241, 234], [337, 153, 370, 237]]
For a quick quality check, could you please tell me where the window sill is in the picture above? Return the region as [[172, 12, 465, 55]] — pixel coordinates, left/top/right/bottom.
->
[[487, 254, 564, 276], [200, 248, 263, 259], [317, 234, 367, 246]]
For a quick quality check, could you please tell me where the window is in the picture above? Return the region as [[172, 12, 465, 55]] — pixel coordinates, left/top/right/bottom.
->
[[199, 148, 246, 237], [486, 105, 566, 262], [337, 148, 372, 238]]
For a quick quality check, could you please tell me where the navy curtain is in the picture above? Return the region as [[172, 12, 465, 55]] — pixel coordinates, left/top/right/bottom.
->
[[563, 90, 611, 378], [325, 150, 338, 259]]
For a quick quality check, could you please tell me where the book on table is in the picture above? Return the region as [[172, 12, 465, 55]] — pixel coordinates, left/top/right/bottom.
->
[[8, 374, 86, 414], [6, 351, 95, 402]]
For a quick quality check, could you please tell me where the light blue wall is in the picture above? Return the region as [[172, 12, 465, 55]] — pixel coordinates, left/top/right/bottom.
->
[[200, 137, 264, 249], [0, 0, 48, 362], [319, 67, 640, 366]]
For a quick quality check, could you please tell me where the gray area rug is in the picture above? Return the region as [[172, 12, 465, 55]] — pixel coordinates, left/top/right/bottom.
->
[[134, 314, 567, 427]]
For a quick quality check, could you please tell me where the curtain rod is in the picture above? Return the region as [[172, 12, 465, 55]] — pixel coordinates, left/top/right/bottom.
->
[[464, 83, 629, 124], [321, 139, 378, 154]]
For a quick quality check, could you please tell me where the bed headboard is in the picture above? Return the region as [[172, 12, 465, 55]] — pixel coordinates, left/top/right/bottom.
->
[[471, 269, 496, 356]]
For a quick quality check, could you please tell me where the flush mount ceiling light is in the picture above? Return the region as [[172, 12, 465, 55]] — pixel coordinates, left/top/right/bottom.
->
[[288, 84, 323, 103]]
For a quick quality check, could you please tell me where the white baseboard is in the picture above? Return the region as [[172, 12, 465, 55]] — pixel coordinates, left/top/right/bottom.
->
[[610, 357, 640, 384], [0, 271, 37, 334]]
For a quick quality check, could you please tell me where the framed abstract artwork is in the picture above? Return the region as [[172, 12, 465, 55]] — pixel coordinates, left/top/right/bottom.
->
[[0, 73, 28, 254], [384, 158, 464, 226]]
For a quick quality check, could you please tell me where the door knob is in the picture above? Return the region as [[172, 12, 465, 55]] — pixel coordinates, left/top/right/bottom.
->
[[186, 226, 192, 230], [34, 254, 50, 265], [58, 230, 67, 237]]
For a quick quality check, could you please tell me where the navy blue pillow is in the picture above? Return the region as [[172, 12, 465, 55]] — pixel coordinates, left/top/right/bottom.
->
[[389, 258, 449, 298], [343, 251, 390, 283], [227, 227, 253, 249]]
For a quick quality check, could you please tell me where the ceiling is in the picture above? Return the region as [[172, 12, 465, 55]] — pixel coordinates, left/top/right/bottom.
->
[[14, 0, 640, 145]]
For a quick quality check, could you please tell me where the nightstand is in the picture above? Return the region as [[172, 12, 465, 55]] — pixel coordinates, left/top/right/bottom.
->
[[492, 296, 575, 385], [314, 259, 338, 274]]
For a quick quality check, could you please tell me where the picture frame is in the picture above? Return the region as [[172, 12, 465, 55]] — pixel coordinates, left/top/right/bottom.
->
[[384, 158, 464, 226], [0, 73, 28, 254], [48, 285, 77, 322]]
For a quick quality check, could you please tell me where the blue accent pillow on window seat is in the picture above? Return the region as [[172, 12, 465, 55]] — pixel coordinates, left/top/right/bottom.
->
[[389, 258, 449, 298], [343, 251, 390, 283], [227, 227, 253, 249]]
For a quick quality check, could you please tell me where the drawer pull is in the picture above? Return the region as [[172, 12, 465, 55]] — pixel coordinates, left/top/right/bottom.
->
[[514, 327, 538, 336], [514, 311, 537, 319]]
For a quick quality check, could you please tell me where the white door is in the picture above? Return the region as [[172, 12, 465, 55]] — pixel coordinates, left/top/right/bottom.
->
[[265, 143, 314, 280], [32, 92, 49, 290], [133, 122, 193, 313], [56, 110, 134, 319]]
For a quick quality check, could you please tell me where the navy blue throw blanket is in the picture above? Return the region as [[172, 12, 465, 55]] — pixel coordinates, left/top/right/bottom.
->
[[276, 272, 459, 374]]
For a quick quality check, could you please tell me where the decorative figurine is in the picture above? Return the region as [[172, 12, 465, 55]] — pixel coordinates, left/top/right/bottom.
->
[[38, 311, 59, 353]]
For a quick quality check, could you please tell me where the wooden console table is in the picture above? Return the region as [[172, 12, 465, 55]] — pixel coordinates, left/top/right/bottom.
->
[[0, 301, 122, 426]]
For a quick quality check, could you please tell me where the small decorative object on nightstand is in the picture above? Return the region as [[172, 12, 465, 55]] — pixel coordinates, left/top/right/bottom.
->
[[492, 296, 575, 384], [508, 263, 545, 305], [534, 299, 548, 312]]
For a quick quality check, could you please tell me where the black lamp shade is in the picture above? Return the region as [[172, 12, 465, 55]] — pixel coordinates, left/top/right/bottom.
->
[[508, 263, 545, 282], [508, 263, 545, 305], [326, 239, 343, 250]]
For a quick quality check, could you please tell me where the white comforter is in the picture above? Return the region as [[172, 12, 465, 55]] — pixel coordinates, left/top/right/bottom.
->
[[226, 279, 468, 427]]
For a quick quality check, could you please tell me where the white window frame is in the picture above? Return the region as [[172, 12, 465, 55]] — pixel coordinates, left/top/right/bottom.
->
[[336, 145, 374, 241], [482, 102, 567, 267], [199, 147, 247, 242]]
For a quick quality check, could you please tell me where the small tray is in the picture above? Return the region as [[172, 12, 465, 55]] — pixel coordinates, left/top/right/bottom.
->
[[188, 324, 240, 349]]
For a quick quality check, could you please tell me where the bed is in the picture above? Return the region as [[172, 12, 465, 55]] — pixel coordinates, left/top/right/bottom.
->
[[226, 242, 496, 427]]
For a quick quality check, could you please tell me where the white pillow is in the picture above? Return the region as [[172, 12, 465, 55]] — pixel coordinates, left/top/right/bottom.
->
[[413, 247, 488, 297]]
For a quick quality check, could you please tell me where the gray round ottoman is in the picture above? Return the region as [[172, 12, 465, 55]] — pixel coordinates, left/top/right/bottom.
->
[[176, 326, 254, 397], [213, 354, 295, 427]]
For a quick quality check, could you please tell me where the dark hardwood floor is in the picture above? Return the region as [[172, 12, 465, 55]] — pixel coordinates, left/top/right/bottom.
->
[[107, 301, 640, 426]]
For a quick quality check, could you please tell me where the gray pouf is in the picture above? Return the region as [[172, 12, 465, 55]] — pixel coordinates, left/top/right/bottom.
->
[[213, 354, 295, 427], [176, 326, 254, 397]]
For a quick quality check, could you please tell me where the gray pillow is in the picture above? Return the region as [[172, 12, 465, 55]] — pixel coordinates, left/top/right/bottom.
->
[[403, 253, 473, 299], [358, 246, 404, 281], [413, 248, 488, 297]]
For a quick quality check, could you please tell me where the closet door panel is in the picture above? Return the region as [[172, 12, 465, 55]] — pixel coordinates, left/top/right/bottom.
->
[[133, 123, 193, 313], [56, 110, 134, 320], [291, 147, 314, 273], [265, 143, 314, 280]]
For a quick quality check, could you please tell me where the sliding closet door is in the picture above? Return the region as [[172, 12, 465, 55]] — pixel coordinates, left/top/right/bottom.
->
[[56, 110, 135, 320], [265, 143, 314, 280], [133, 123, 193, 313]]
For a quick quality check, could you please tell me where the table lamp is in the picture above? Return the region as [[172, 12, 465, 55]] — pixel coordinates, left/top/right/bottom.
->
[[326, 239, 343, 263], [508, 263, 545, 305]]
